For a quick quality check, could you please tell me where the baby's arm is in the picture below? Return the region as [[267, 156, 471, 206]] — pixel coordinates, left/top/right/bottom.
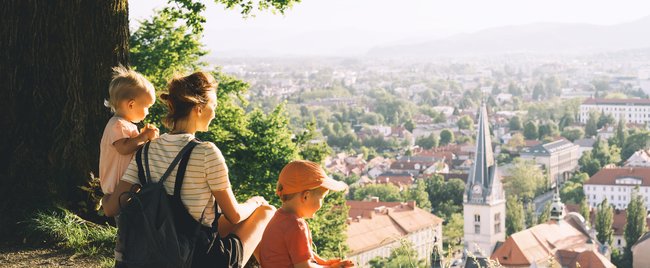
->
[[113, 125, 158, 155]]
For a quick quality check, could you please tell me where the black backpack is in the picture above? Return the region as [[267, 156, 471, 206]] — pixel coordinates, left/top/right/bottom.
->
[[118, 140, 206, 268]]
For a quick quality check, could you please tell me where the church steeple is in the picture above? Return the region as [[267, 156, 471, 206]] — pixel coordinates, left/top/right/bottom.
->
[[462, 103, 506, 257], [466, 104, 500, 203], [550, 181, 565, 222]]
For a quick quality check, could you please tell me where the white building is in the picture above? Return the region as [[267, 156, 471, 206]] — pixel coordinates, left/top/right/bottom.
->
[[519, 138, 581, 187], [624, 150, 650, 167], [463, 105, 506, 257], [583, 167, 650, 209], [346, 200, 443, 267], [579, 98, 650, 124]]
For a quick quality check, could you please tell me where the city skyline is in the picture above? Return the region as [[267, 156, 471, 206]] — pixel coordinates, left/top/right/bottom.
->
[[129, 0, 650, 57]]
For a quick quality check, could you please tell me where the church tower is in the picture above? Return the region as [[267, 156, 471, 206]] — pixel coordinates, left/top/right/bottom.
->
[[463, 104, 506, 256]]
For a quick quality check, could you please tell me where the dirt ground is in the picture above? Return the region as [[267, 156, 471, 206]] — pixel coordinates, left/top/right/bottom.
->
[[0, 244, 104, 268]]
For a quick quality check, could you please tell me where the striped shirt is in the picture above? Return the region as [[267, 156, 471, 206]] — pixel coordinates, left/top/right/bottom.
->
[[121, 133, 230, 226]]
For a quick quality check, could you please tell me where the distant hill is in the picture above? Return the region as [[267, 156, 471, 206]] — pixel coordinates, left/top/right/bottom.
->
[[368, 16, 650, 57]]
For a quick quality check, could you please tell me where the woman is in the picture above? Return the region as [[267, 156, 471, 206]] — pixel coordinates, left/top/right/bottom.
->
[[103, 71, 275, 267]]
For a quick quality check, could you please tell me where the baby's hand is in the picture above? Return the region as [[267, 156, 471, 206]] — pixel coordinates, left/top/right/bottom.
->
[[142, 124, 159, 141]]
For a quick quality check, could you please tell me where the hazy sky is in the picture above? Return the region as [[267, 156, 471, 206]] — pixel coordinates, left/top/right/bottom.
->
[[129, 0, 650, 56]]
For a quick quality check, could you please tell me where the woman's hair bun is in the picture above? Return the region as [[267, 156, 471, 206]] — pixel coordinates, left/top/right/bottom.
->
[[159, 93, 169, 101]]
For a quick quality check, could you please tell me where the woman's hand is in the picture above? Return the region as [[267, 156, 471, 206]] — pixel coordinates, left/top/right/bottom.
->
[[246, 196, 268, 207]]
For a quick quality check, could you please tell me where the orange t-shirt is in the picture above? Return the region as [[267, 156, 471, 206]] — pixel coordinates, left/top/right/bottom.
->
[[259, 208, 314, 268], [99, 116, 139, 194]]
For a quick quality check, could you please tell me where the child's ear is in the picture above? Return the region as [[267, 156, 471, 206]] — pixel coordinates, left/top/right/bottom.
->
[[128, 99, 135, 109]]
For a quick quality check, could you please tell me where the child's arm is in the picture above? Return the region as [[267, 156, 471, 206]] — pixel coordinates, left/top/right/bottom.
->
[[294, 259, 354, 268], [312, 254, 354, 268], [113, 125, 158, 155]]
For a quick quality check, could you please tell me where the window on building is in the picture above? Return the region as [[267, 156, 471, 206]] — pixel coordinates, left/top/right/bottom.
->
[[474, 214, 480, 222], [475, 224, 480, 234], [494, 213, 501, 234]]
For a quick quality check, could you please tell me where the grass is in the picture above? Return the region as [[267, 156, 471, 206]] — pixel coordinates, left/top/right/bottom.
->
[[25, 208, 116, 267]]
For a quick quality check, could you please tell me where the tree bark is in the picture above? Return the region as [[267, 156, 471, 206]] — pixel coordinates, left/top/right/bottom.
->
[[1, 0, 129, 235]]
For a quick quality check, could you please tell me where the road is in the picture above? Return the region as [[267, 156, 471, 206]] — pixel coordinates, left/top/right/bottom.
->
[[533, 190, 555, 214]]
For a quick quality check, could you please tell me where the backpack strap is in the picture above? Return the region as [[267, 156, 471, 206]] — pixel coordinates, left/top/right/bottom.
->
[[149, 140, 199, 185], [173, 139, 200, 197], [143, 142, 152, 183], [135, 139, 201, 187], [135, 143, 147, 186]]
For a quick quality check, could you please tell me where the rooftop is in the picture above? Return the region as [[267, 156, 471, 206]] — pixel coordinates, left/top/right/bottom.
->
[[582, 98, 650, 106], [491, 214, 614, 268], [520, 138, 577, 156], [585, 167, 650, 186], [346, 200, 443, 255]]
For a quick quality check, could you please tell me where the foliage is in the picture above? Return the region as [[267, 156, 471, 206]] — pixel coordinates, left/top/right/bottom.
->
[[595, 198, 614, 245], [612, 119, 627, 148], [404, 119, 415, 133], [294, 121, 332, 163], [502, 158, 546, 202], [523, 121, 538, 140], [426, 175, 464, 219], [509, 116, 522, 131], [596, 112, 615, 129], [537, 201, 551, 224], [369, 239, 428, 268], [578, 151, 602, 176], [591, 137, 621, 167], [506, 195, 524, 236], [26, 209, 116, 258], [537, 121, 559, 139], [443, 213, 464, 250], [623, 188, 648, 263], [560, 127, 584, 142], [585, 112, 598, 138], [621, 130, 650, 161], [524, 203, 537, 228], [403, 180, 432, 211], [415, 133, 438, 150], [439, 129, 455, 146], [579, 198, 590, 224], [457, 115, 474, 130], [505, 133, 525, 150], [352, 184, 402, 202], [308, 191, 350, 259], [559, 172, 588, 204], [130, 8, 207, 90]]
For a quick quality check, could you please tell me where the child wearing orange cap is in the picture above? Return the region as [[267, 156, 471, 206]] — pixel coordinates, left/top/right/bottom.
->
[[259, 160, 354, 268]]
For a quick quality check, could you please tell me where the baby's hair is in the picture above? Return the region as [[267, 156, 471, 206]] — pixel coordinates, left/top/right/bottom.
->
[[104, 65, 155, 113], [160, 72, 218, 130]]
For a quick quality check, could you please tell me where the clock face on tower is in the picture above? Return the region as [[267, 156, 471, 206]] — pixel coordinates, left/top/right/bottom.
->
[[472, 184, 482, 195]]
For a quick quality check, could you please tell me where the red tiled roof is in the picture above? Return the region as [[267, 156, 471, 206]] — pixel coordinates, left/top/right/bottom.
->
[[582, 98, 650, 105], [346, 200, 443, 254], [566, 205, 650, 236], [491, 221, 613, 268], [376, 175, 414, 187], [585, 167, 650, 186], [524, 140, 542, 147]]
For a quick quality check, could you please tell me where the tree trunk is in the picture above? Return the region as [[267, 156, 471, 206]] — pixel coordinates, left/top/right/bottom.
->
[[0, 0, 129, 235]]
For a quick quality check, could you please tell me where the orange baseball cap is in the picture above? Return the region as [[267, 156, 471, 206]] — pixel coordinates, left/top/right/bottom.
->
[[276, 160, 348, 197]]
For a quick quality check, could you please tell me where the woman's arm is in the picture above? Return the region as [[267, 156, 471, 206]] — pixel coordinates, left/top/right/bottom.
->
[[212, 188, 263, 224], [102, 180, 137, 217]]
